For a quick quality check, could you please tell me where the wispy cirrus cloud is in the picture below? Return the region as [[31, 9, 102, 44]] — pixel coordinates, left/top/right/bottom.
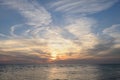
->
[[0, 0, 120, 63], [0, 0, 52, 39], [2, 0, 52, 27], [0, 17, 99, 62], [65, 17, 98, 50], [103, 24, 120, 44], [49, 0, 118, 15], [86, 24, 120, 60]]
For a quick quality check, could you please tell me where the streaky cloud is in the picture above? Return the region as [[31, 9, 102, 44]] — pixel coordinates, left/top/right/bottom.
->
[[103, 24, 120, 43], [0, 0, 120, 64], [49, 0, 118, 15], [2, 0, 52, 27]]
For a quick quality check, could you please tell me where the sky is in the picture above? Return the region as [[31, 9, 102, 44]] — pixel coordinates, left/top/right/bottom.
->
[[0, 0, 120, 64]]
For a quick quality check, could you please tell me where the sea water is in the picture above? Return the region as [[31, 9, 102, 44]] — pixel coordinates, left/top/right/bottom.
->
[[0, 64, 120, 80]]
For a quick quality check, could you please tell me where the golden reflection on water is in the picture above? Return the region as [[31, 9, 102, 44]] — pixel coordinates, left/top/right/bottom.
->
[[46, 64, 100, 80], [48, 65, 68, 80], [0, 64, 119, 80]]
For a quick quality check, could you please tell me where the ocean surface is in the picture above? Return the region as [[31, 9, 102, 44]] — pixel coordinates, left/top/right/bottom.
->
[[0, 64, 120, 80]]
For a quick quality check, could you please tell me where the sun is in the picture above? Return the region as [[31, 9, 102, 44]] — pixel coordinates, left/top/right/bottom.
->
[[50, 52, 57, 60]]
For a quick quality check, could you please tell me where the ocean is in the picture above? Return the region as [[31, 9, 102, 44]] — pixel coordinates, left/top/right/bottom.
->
[[0, 64, 120, 80]]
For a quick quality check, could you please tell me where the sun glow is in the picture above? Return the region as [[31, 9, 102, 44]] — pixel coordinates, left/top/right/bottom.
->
[[51, 52, 57, 60]]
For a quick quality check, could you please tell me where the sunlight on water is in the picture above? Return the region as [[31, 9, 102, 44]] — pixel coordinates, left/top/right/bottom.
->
[[0, 64, 120, 80]]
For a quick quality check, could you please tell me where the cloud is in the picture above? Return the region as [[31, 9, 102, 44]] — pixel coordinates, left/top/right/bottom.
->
[[1, 17, 120, 63], [0, 0, 120, 64], [49, 0, 118, 15], [65, 17, 98, 50], [0, 39, 50, 63], [1, 0, 53, 40], [0, 33, 11, 39], [84, 24, 120, 61], [2, 0, 52, 27], [87, 34, 115, 54], [103, 24, 120, 43], [0, 17, 99, 62], [0, 53, 49, 64], [98, 48, 120, 58]]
